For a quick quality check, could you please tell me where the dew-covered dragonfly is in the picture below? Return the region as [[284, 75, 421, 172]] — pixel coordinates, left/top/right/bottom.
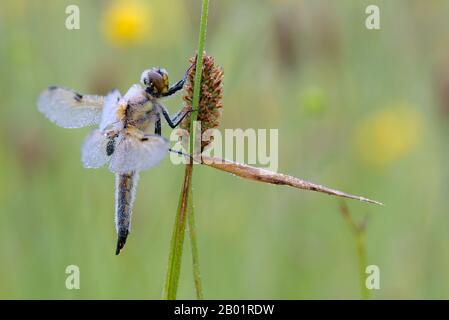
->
[[37, 67, 191, 255]]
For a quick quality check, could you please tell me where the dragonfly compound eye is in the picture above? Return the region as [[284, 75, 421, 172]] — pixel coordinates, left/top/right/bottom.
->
[[141, 68, 169, 95]]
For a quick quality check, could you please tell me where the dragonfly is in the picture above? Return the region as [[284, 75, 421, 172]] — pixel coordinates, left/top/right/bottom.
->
[[37, 67, 192, 255]]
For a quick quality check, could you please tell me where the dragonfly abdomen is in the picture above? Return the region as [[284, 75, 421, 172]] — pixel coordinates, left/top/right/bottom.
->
[[115, 172, 139, 255]]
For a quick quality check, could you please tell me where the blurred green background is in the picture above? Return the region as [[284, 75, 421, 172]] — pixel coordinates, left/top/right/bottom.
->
[[1, 0, 449, 299]]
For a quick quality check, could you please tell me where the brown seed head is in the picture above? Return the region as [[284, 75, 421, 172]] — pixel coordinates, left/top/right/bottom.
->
[[181, 53, 223, 150]]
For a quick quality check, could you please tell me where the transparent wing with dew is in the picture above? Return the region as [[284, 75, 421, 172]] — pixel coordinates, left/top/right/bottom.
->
[[109, 131, 169, 174], [81, 129, 111, 168], [100, 89, 122, 131], [37, 86, 104, 128]]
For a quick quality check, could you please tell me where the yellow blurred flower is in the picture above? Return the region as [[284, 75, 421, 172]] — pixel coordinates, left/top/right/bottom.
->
[[102, 0, 151, 47], [353, 105, 423, 168]]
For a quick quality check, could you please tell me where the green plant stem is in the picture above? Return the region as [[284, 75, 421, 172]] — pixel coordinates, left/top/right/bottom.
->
[[190, 0, 209, 156], [187, 185, 203, 299], [340, 204, 370, 300], [356, 234, 369, 300], [162, 0, 209, 300], [163, 163, 192, 300], [185, 0, 209, 301]]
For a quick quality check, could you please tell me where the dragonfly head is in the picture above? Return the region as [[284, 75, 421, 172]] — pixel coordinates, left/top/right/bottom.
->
[[141, 68, 169, 98]]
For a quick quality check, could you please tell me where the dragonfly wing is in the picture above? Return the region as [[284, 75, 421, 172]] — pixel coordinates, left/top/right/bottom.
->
[[109, 131, 169, 174], [100, 89, 122, 131], [81, 129, 110, 168], [37, 86, 104, 128]]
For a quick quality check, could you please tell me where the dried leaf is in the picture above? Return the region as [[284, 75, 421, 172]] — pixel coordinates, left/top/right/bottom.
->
[[199, 155, 383, 205]]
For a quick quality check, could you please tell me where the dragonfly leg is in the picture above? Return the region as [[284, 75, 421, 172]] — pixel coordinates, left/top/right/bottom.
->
[[162, 65, 193, 97], [155, 115, 162, 135], [158, 103, 192, 129]]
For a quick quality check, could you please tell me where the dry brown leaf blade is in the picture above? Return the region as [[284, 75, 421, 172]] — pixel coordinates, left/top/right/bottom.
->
[[198, 155, 383, 206]]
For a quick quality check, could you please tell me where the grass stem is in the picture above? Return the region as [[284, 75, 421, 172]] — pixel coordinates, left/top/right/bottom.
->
[[162, 0, 209, 300], [187, 185, 203, 299], [163, 163, 192, 299], [340, 203, 370, 300]]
